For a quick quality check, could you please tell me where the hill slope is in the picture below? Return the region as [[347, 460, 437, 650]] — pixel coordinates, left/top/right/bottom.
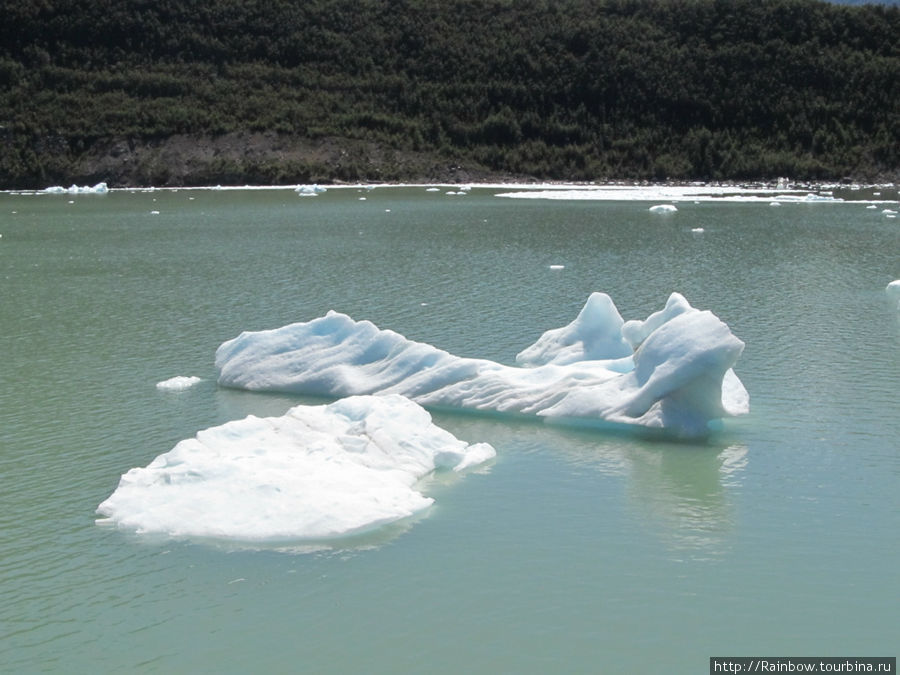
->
[[1, 0, 898, 188]]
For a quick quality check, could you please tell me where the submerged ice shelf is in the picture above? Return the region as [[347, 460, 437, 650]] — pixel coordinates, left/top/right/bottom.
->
[[97, 395, 494, 541], [216, 292, 749, 437]]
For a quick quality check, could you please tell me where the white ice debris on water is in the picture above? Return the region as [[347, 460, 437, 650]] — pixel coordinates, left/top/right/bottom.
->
[[96, 394, 494, 541], [216, 292, 748, 437], [295, 185, 327, 196], [42, 182, 108, 194], [156, 376, 202, 391], [887, 280, 900, 307], [649, 204, 678, 213]]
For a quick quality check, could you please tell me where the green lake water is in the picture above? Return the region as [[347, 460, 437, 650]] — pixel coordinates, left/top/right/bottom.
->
[[1, 186, 898, 673]]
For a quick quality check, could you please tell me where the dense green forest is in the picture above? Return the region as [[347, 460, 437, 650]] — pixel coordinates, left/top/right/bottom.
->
[[1, 0, 898, 187]]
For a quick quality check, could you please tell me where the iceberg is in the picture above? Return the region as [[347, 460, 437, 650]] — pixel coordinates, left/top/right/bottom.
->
[[649, 204, 678, 213], [295, 185, 326, 196], [96, 395, 494, 541], [887, 280, 900, 307], [42, 182, 108, 194], [216, 293, 748, 437]]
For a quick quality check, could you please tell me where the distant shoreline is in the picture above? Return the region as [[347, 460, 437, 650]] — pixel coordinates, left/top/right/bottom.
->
[[6, 180, 898, 205]]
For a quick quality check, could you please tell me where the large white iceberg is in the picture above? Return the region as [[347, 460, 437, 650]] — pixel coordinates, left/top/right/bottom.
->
[[96, 395, 494, 541], [216, 293, 748, 437]]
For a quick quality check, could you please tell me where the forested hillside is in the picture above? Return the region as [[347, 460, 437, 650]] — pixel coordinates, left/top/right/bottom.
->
[[1, 0, 898, 187]]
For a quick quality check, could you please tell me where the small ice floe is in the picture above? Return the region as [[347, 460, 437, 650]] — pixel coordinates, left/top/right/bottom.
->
[[156, 376, 202, 391], [425, 187, 441, 192], [150, 210, 160, 215], [691, 227, 705, 233], [769, 201, 782, 207], [96, 395, 495, 541], [649, 204, 677, 213], [882, 209, 897, 215], [359, 197, 367, 201], [549, 264, 566, 270], [867, 205, 878, 210], [295, 185, 326, 197]]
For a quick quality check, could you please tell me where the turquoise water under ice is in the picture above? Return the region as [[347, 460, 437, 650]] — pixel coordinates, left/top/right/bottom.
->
[[1, 186, 897, 673]]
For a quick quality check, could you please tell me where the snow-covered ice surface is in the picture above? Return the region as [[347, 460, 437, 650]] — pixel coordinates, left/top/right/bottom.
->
[[216, 293, 749, 437], [96, 395, 494, 541]]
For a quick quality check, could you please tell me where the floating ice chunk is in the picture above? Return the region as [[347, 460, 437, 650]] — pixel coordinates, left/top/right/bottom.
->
[[295, 185, 326, 196], [541, 310, 748, 430], [549, 264, 565, 270], [882, 209, 897, 215], [769, 202, 782, 207], [649, 204, 677, 213], [42, 182, 108, 194], [425, 187, 441, 192], [887, 280, 900, 306], [216, 293, 748, 437], [516, 292, 633, 366], [769, 193, 843, 203], [96, 395, 494, 541], [691, 227, 705, 233], [156, 376, 202, 391]]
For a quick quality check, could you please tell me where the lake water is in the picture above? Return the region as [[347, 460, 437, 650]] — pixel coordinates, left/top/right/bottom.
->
[[1, 185, 898, 673]]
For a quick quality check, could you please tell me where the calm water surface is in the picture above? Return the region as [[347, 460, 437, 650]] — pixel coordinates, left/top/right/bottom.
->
[[1, 186, 898, 673]]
